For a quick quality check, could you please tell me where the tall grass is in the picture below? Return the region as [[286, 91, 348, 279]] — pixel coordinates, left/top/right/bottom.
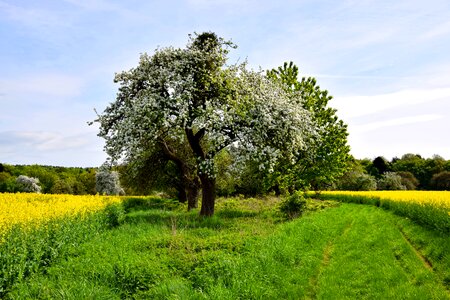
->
[[0, 193, 127, 296]]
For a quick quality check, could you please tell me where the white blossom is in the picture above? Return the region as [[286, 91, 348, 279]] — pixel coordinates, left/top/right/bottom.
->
[[95, 166, 125, 195], [16, 175, 42, 193], [94, 33, 318, 182]]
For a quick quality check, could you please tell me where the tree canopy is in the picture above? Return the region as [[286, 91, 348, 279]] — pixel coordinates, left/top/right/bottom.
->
[[266, 62, 351, 192], [93, 32, 317, 216]]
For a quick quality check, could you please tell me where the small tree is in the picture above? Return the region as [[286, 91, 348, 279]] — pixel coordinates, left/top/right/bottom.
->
[[391, 154, 426, 188], [95, 166, 125, 195], [372, 156, 390, 178], [335, 162, 377, 191], [336, 171, 377, 191], [79, 168, 97, 195], [50, 179, 74, 194], [377, 172, 406, 190], [22, 165, 58, 193], [396, 171, 419, 190], [429, 171, 450, 190], [16, 175, 42, 193], [0, 172, 16, 193]]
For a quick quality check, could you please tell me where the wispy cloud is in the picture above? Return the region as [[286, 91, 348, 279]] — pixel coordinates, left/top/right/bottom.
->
[[309, 74, 416, 80], [0, 131, 90, 152], [0, 73, 84, 98], [333, 87, 450, 118], [353, 114, 443, 134], [0, 1, 71, 30], [420, 20, 450, 40], [0, 130, 105, 166]]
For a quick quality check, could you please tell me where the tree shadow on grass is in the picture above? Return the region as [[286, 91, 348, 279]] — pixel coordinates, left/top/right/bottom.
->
[[123, 208, 262, 233], [123, 210, 228, 230], [215, 209, 259, 219], [122, 197, 182, 213]]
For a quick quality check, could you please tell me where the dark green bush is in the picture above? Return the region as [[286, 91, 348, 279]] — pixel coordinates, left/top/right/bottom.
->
[[104, 203, 125, 228], [122, 197, 181, 212], [430, 171, 450, 190], [279, 191, 307, 219]]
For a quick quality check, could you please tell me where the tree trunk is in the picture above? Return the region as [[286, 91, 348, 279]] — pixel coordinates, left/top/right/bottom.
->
[[199, 175, 216, 216], [184, 127, 216, 216], [177, 183, 187, 203], [187, 183, 199, 210]]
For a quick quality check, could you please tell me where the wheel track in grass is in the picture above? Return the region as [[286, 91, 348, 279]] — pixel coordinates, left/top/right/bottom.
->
[[393, 221, 450, 297], [308, 204, 450, 299], [397, 225, 433, 271], [396, 223, 450, 295], [305, 219, 354, 299]]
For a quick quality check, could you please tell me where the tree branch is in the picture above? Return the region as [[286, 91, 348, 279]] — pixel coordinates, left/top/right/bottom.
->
[[185, 128, 205, 159], [158, 138, 183, 166]]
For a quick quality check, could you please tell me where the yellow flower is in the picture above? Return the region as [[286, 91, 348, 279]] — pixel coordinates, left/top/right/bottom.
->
[[0, 193, 123, 237], [320, 191, 450, 231], [322, 191, 450, 210]]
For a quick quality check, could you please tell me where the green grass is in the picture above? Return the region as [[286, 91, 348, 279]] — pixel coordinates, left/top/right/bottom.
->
[[315, 192, 450, 233], [0, 206, 119, 298], [6, 197, 450, 299]]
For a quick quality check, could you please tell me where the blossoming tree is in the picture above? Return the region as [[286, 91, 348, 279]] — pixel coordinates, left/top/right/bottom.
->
[[94, 32, 316, 216]]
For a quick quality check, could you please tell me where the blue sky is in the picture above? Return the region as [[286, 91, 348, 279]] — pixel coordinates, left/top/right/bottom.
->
[[1, 0, 450, 167]]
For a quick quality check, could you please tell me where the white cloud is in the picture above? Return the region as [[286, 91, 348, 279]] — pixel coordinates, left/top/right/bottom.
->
[[0, 131, 90, 152], [0, 130, 106, 166], [420, 20, 450, 40], [332, 87, 450, 118], [350, 140, 450, 161], [0, 74, 84, 98], [352, 114, 443, 134], [332, 85, 450, 160], [418, 64, 450, 88]]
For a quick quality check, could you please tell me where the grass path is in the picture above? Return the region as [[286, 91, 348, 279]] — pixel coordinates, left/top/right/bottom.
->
[[314, 205, 448, 299], [9, 202, 450, 299]]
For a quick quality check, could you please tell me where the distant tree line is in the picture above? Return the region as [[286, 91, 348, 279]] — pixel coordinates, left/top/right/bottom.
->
[[334, 154, 450, 191], [1, 152, 449, 196], [120, 152, 450, 198], [0, 163, 128, 195], [0, 163, 97, 194]]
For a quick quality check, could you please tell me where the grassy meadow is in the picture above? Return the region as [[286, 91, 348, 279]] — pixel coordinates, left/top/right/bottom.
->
[[317, 191, 450, 233], [0, 193, 449, 299]]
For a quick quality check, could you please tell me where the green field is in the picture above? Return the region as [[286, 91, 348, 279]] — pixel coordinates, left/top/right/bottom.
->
[[5, 197, 449, 299]]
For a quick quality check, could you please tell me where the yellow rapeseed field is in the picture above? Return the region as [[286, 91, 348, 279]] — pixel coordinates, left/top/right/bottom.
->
[[320, 191, 450, 232], [322, 190, 450, 210], [0, 193, 122, 236]]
